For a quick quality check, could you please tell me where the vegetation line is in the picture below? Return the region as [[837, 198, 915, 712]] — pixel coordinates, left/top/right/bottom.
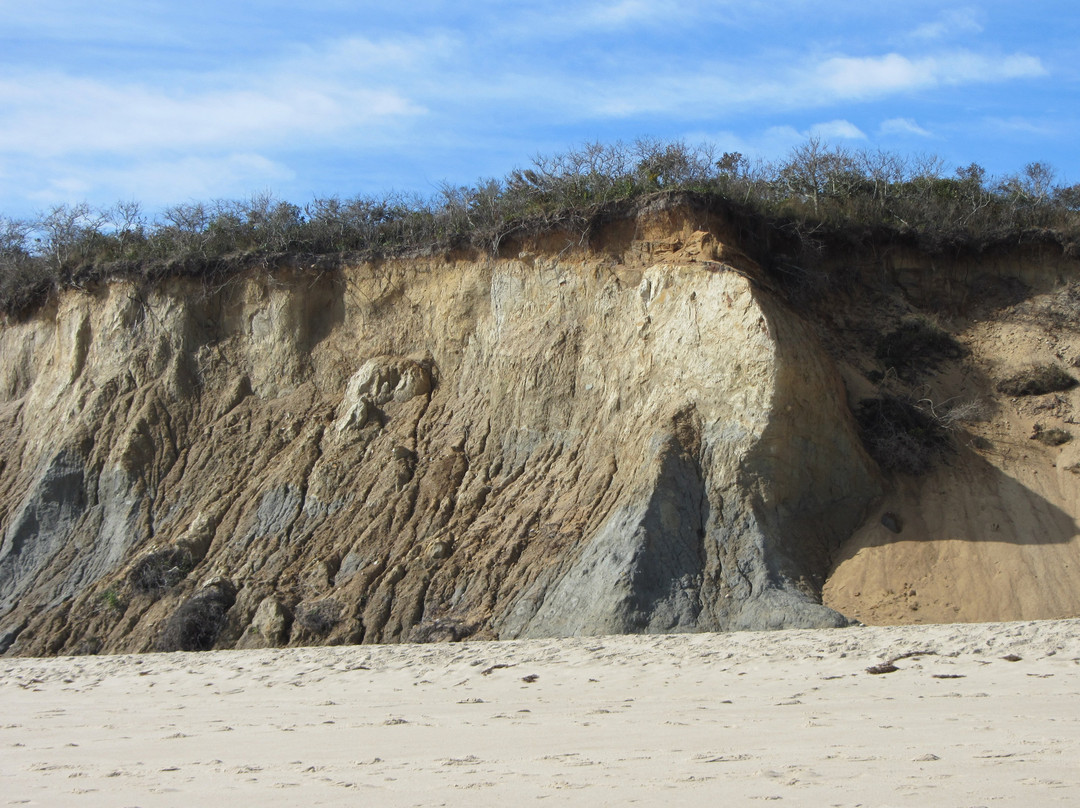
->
[[1, 137, 1078, 316]]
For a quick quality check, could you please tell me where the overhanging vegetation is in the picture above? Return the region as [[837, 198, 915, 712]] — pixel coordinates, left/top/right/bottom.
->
[[2, 137, 1079, 315]]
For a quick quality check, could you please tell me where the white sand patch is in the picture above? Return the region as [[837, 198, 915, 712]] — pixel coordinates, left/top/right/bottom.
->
[[3, 620, 1079, 806]]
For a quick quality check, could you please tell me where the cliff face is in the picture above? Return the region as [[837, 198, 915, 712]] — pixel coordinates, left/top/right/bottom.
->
[[822, 249, 1080, 625], [0, 203, 1077, 655]]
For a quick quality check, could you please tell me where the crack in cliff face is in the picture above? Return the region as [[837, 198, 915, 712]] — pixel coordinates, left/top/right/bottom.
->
[[0, 225, 890, 654]]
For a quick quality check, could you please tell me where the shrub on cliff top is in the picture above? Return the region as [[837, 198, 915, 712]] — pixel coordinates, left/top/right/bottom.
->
[[1, 139, 1078, 317]]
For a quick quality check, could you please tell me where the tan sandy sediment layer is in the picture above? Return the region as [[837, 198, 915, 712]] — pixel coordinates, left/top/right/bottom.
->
[[2, 619, 1079, 806]]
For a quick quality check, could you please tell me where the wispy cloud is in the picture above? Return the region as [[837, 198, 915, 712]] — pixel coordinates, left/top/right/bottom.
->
[[0, 75, 423, 157], [0, 2, 1069, 214], [0, 0, 185, 46], [21, 154, 296, 208], [0, 38, 1047, 195], [0, 35, 433, 159], [983, 116, 1062, 137], [812, 50, 1045, 100], [693, 121, 869, 162], [879, 118, 933, 137], [568, 48, 1047, 119], [492, 0, 738, 39], [584, 0, 667, 27], [910, 8, 984, 41], [810, 120, 867, 139]]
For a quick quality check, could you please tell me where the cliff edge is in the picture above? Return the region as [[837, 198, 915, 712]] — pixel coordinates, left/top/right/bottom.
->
[[0, 200, 1077, 654]]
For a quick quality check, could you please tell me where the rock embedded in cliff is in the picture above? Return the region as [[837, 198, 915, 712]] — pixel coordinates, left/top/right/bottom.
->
[[236, 596, 292, 649]]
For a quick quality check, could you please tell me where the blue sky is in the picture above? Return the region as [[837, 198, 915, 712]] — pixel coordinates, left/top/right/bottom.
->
[[0, 1, 1076, 218]]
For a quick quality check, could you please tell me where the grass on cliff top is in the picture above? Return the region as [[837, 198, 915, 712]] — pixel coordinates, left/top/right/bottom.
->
[[2, 137, 1080, 317]]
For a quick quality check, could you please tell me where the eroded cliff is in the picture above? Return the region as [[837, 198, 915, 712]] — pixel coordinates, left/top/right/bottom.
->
[[0, 201, 1077, 655]]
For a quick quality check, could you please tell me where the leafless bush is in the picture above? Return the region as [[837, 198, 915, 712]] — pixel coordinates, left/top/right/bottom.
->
[[997, 365, 1077, 397], [932, 398, 990, 427], [34, 203, 108, 271], [128, 547, 194, 595], [854, 396, 952, 475], [156, 581, 236, 652]]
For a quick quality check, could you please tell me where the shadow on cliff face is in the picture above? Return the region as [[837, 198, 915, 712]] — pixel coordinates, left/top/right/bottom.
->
[[795, 245, 1079, 545], [838, 443, 1077, 550], [801, 249, 1080, 622], [620, 432, 709, 632], [823, 441, 1080, 624], [727, 287, 884, 614], [295, 272, 346, 356], [494, 427, 711, 639]]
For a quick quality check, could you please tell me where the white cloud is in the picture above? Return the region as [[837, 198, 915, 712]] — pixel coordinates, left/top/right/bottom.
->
[[0, 3, 1063, 214], [562, 48, 1047, 120], [937, 51, 1046, 82], [879, 118, 933, 137], [696, 122, 863, 161], [815, 54, 930, 97], [0, 77, 422, 157], [496, 0, 734, 38], [810, 119, 867, 139], [0, 35, 433, 159], [285, 34, 457, 76], [761, 126, 806, 149], [813, 50, 1045, 100], [0, 9, 1050, 158]]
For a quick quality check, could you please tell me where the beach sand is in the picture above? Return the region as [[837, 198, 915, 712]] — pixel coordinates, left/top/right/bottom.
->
[[2, 619, 1079, 806]]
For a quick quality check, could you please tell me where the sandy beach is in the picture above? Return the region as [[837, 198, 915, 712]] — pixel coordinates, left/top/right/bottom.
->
[[2, 619, 1079, 806]]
